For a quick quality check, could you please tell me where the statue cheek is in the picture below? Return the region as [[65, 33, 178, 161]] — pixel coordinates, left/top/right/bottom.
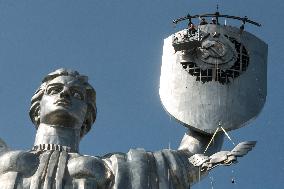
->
[[70, 101, 88, 122], [82, 105, 88, 115], [75, 99, 87, 112], [39, 96, 53, 117], [79, 105, 88, 121]]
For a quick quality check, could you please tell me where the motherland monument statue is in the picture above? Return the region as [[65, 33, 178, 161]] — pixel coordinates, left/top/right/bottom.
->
[[0, 68, 256, 189], [0, 10, 268, 189]]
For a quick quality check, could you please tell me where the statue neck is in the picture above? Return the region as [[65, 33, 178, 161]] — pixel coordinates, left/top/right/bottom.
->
[[33, 123, 81, 153]]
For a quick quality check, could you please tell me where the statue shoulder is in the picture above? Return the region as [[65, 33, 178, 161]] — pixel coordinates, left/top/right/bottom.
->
[[0, 150, 39, 177], [68, 154, 114, 186]]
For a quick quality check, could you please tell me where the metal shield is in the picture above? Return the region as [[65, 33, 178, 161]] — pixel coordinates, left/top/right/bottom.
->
[[159, 25, 268, 134]]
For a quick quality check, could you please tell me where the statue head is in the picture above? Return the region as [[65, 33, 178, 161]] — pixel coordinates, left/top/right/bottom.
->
[[29, 68, 97, 138]]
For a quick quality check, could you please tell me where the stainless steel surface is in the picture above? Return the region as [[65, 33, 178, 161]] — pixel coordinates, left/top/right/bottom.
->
[[160, 24, 268, 134], [178, 129, 224, 155], [189, 141, 256, 172], [0, 68, 256, 188]]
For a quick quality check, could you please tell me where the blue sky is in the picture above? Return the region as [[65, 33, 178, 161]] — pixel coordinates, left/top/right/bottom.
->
[[0, 0, 282, 188]]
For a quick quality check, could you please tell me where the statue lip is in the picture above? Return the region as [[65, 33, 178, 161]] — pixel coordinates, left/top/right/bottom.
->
[[54, 98, 71, 107]]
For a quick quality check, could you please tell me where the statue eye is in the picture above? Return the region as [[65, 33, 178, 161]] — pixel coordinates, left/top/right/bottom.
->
[[46, 86, 62, 95]]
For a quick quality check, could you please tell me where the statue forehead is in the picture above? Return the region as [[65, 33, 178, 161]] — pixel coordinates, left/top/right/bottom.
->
[[46, 75, 84, 87]]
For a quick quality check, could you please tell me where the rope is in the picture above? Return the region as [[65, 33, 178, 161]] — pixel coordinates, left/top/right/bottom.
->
[[220, 126, 236, 146], [203, 125, 236, 154], [204, 127, 220, 154]]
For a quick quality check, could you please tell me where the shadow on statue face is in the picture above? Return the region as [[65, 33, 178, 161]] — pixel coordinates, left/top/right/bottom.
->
[[39, 75, 88, 128]]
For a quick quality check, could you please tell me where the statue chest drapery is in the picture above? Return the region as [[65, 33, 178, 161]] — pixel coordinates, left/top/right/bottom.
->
[[0, 149, 196, 189], [0, 150, 112, 189], [105, 149, 194, 189]]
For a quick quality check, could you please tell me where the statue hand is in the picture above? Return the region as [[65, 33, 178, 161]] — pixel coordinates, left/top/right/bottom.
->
[[189, 141, 256, 172]]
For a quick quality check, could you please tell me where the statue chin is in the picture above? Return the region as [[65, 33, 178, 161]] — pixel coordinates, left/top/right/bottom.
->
[[40, 109, 80, 128]]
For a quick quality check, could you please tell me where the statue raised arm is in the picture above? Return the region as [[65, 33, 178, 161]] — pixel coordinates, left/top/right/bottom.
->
[[0, 68, 256, 189]]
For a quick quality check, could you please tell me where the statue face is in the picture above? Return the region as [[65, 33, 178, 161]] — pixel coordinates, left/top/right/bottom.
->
[[39, 75, 88, 128]]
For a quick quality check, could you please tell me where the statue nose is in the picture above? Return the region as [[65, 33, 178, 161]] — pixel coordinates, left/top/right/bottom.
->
[[59, 87, 71, 98]]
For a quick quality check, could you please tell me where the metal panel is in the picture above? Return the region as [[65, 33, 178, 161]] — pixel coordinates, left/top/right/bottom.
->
[[159, 24, 268, 134]]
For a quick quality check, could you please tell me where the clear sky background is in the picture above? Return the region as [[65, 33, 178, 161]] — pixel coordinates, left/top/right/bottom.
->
[[0, 0, 282, 188]]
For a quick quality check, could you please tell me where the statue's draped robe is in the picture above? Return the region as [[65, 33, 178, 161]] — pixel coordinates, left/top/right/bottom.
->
[[106, 149, 198, 189], [0, 148, 199, 189]]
